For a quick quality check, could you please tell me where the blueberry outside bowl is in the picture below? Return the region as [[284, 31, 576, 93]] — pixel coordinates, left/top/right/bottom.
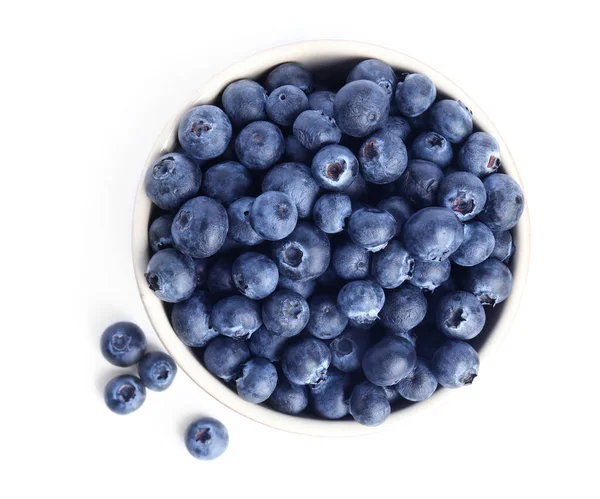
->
[[132, 40, 530, 436]]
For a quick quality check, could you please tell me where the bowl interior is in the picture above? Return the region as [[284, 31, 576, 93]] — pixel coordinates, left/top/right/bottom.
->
[[132, 40, 530, 437]]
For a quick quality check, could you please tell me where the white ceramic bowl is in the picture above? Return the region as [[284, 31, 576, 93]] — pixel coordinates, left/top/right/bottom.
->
[[132, 40, 530, 437]]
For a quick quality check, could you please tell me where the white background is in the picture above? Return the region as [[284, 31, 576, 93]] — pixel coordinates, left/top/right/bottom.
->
[[2, 1, 599, 498]]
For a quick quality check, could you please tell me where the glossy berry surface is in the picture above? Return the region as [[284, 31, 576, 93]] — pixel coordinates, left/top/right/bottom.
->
[[250, 191, 298, 241], [371, 239, 414, 289], [429, 100, 473, 144], [313, 193, 352, 234], [138, 351, 177, 391], [436, 290, 486, 340], [266, 84, 309, 126], [221, 79, 267, 127], [185, 417, 229, 460], [411, 131, 453, 168], [232, 252, 279, 300], [178, 105, 232, 160], [210, 295, 262, 339], [145, 153, 202, 211], [462, 258, 513, 306], [171, 291, 218, 348], [203, 336, 251, 381], [394, 73, 436, 117], [104, 375, 146, 415], [235, 121, 284, 170], [431, 340, 479, 388], [395, 358, 438, 402], [334, 80, 390, 137], [458, 132, 501, 177], [451, 221, 495, 267], [145, 249, 196, 303], [307, 294, 349, 340], [478, 173, 525, 231], [362, 336, 417, 387], [281, 338, 331, 385], [337, 280, 385, 326], [311, 144, 358, 191], [329, 327, 370, 372], [358, 128, 408, 184], [149, 215, 174, 253], [347, 59, 397, 99], [397, 159, 444, 208], [262, 290, 310, 337], [332, 239, 371, 280], [348, 208, 396, 252], [236, 357, 278, 403], [101, 322, 146, 367], [437, 171, 487, 222], [293, 110, 342, 151], [349, 382, 391, 426], [201, 161, 252, 206], [262, 162, 320, 219], [379, 284, 427, 332]]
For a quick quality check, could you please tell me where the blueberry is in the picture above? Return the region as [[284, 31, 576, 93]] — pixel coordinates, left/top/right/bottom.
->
[[380, 284, 427, 332], [210, 295, 262, 339], [172, 196, 228, 258], [411, 259, 451, 292], [232, 252, 279, 300], [283, 135, 313, 163], [101, 322, 146, 367], [478, 173, 525, 231], [171, 291, 219, 347], [149, 215, 174, 253], [248, 326, 288, 362], [310, 369, 350, 419], [347, 59, 397, 100], [431, 340, 479, 388], [395, 358, 438, 402], [329, 327, 371, 372], [201, 161, 252, 205], [104, 375, 146, 415], [137, 351, 177, 391], [293, 110, 342, 151], [437, 171, 487, 222], [362, 336, 417, 386], [490, 230, 515, 263], [268, 376, 308, 415], [337, 280, 385, 326], [462, 258, 513, 306], [349, 382, 390, 426], [307, 294, 349, 340], [332, 239, 371, 280], [371, 240, 414, 289], [308, 90, 335, 116], [250, 191, 298, 241], [397, 159, 444, 208], [145, 248, 196, 303], [429, 100, 473, 144], [235, 121, 284, 170], [377, 196, 414, 236], [262, 290, 309, 337], [344, 172, 368, 200], [185, 417, 229, 461], [178, 105, 232, 160], [311, 144, 358, 191], [458, 132, 501, 177], [221, 79, 267, 127], [348, 208, 396, 252], [265, 62, 312, 94], [402, 207, 464, 262], [313, 193, 352, 234], [451, 221, 495, 267], [145, 153, 202, 211], [203, 336, 251, 381], [333, 80, 390, 137], [436, 290, 486, 340], [277, 276, 317, 299], [262, 162, 320, 218], [236, 357, 278, 403], [411, 131, 453, 168], [271, 222, 330, 281], [227, 197, 265, 246], [394, 73, 436, 117], [358, 128, 408, 184], [206, 257, 236, 296], [381, 115, 412, 141], [266, 85, 309, 126], [281, 338, 331, 385]]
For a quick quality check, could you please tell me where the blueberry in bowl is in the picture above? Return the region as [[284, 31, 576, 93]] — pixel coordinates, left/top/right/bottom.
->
[[133, 41, 530, 436]]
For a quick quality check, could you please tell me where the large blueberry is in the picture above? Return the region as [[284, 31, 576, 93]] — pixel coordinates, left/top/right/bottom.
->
[[395, 358, 438, 402], [349, 382, 390, 426], [337, 280, 385, 326], [397, 159, 444, 208], [362, 336, 417, 386], [308, 90, 336, 116], [380, 284, 427, 332], [210, 295, 262, 339], [101, 322, 146, 367], [268, 376, 308, 415], [437, 171, 487, 222], [171, 196, 228, 258], [144, 153, 202, 211], [431, 340, 479, 388], [332, 239, 371, 280], [235, 121, 284, 170], [347, 59, 397, 99], [178, 105, 232, 160], [262, 290, 309, 337], [429, 100, 473, 144], [411, 259, 451, 292], [266, 85, 309, 126], [262, 162, 320, 218], [232, 252, 279, 300], [236, 357, 278, 403], [462, 258, 513, 306], [371, 240, 414, 289], [334, 80, 390, 137], [478, 173, 525, 231], [348, 208, 396, 252], [221, 79, 267, 127], [145, 248, 196, 303], [248, 326, 288, 362], [104, 375, 146, 415], [451, 221, 495, 267], [227, 197, 265, 246], [307, 294, 349, 340], [203, 336, 251, 381], [394, 73, 436, 117], [171, 291, 218, 347], [293, 110, 342, 151], [458, 132, 501, 177], [377, 196, 414, 236], [411, 131, 453, 168], [201, 161, 252, 205], [271, 222, 330, 281], [402, 207, 464, 261], [149, 215, 174, 253], [436, 290, 486, 340], [281, 338, 331, 385], [185, 417, 229, 461], [358, 128, 408, 184], [313, 193, 352, 234], [311, 144, 358, 191], [265, 62, 312, 94], [138, 351, 177, 392], [250, 191, 298, 241], [329, 327, 371, 372], [309, 369, 350, 419]]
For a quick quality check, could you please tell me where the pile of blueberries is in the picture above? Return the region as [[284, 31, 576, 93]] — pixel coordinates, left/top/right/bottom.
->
[[144, 59, 524, 427], [101, 321, 229, 460]]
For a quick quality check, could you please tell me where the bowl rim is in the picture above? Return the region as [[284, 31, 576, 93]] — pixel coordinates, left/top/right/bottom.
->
[[132, 39, 531, 437]]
